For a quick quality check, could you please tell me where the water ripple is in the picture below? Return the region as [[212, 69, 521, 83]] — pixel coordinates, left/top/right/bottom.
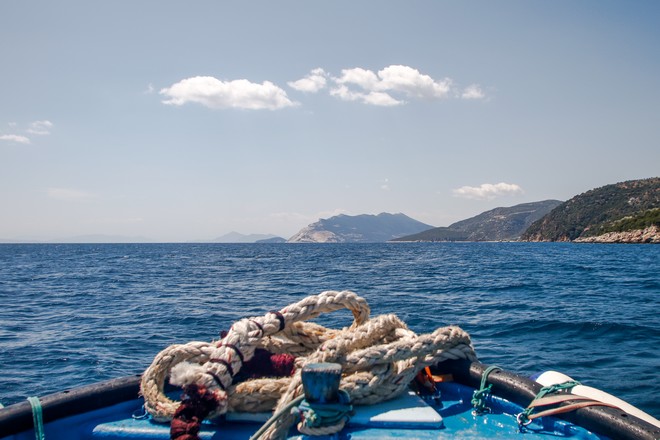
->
[[0, 242, 657, 418]]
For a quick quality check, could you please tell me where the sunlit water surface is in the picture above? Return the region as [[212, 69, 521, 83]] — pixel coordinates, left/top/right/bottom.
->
[[0, 243, 657, 418]]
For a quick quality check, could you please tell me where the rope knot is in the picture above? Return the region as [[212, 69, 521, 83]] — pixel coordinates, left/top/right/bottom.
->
[[517, 380, 582, 430], [471, 365, 501, 415], [294, 389, 354, 435]]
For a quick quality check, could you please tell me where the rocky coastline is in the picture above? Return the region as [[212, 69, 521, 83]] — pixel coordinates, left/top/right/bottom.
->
[[574, 225, 659, 244]]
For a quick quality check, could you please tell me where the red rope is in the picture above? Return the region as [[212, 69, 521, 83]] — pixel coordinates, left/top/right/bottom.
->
[[270, 353, 296, 377], [170, 384, 219, 440], [169, 350, 296, 440]]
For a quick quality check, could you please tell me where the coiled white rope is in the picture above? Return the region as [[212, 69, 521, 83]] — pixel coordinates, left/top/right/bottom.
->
[[141, 290, 477, 439]]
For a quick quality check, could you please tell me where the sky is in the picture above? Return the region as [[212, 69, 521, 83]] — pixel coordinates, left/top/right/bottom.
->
[[1, 1, 659, 242]]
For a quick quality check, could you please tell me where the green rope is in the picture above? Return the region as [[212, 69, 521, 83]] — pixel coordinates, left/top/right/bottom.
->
[[296, 389, 353, 430], [517, 380, 581, 428], [471, 365, 501, 415], [250, 390, 354, 439], [27, 396, 45, 440], [249, 395, 304, 440]]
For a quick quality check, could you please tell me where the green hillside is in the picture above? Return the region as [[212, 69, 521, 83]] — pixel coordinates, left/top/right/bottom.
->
[[593, 208, 660, 235], [521, 177, 660, 241], [393, 200, 561, 242]]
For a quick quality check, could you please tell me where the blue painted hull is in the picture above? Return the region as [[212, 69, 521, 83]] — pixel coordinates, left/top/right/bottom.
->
[[1, 362, 658, 440]]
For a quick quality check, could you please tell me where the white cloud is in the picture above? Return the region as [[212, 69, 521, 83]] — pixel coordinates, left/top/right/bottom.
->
[[335, 67, 380, 90], [461, 84, 485, 100], [328, 84, 362, 102], [1, 120, 53, 143], [0, 134, 31, 144], [381, 178, 391, 191], [144, 83, 155, 94], [27, 120, 54, 135], [329, 65, 452, 106], [160, 67, 484, 110], [329, 85, 402, 106], [47, 187, 96, 202], [364, 91, 402, 106], [160, 76, 297, 110], [376, 65, 452, 98], [452, 182, 523, 200], [288, 68, 327, 93]]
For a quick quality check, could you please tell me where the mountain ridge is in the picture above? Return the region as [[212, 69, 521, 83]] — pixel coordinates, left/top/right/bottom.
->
[[287, 213, 434, 243], [522, 177, 660, 242], [392, 200, 562, 242]]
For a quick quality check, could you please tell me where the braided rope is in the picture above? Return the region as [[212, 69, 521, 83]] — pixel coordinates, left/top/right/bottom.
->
[[140, 290, 477, 439]]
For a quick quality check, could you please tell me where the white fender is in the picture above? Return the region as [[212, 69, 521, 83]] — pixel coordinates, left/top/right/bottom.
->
[[535, 371, 660, 429]]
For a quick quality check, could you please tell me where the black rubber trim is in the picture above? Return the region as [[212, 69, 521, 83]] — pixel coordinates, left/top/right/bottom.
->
[[433, 359, 660, 440], [0, 375, 142, 437], [2, 364, 658, 440]]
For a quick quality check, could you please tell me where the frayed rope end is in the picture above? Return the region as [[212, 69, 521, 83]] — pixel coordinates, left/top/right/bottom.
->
[[170, 363, 205, 387]]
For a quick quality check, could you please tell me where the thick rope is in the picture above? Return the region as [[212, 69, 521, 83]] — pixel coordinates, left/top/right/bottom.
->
[[140, 290, 478, 439]]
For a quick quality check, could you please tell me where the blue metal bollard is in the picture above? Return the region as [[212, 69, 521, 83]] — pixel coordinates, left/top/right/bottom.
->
[[301, 363, 342, 404]]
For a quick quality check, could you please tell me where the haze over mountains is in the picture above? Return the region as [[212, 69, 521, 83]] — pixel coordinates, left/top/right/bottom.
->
[[0, 234, 154, 244], [3, 178, 656, 244]]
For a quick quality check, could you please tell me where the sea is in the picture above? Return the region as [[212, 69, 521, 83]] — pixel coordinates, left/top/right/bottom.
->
[[0, 243, 658, 419]]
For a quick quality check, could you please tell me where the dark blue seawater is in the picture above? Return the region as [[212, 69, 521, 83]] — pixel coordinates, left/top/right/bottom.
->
[[0, 243, 658, 419]]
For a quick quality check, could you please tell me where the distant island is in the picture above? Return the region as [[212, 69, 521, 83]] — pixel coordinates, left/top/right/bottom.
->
[[287, 213, 434, 243]]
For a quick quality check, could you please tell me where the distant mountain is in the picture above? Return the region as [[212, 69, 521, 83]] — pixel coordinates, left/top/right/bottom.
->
[[522, 177, 660, 242], [211, 232, 281, 243], [255, 236, 287, 243], [287, 213, 434, 243], [393, 200, 562, 242]]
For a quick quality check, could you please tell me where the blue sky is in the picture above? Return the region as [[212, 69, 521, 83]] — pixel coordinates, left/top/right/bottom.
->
[[1, 1, 659, 241]]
